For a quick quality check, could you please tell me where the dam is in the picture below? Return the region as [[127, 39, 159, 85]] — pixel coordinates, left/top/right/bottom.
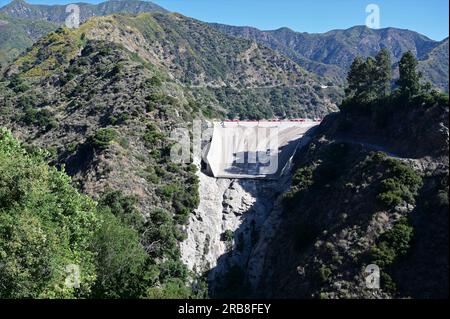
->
[[204, 120, 320, 179]]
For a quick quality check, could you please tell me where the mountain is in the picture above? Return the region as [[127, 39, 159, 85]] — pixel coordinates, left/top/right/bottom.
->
[[0, 0, 167, 22], [0, 0, 167, 68], [0, 13, 56, 70], [0, 11, 341, 297], [210, 24, 449, 92], [418, 38, 449, 92], [0, 11, 335, 230]]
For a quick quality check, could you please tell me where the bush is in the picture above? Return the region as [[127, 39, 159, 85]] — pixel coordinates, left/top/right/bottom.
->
[[318, 266, 332, 283], [143, 123, 164, 147], [91, 209, 149, 298], [369, 218, 413, 267], [377, 159, 422, 208], [147, 76, 162, 87], [146, 278, 192, 299], [381, 272, 397, 293], [90, 128, 118, 150], [8, 74, 30, 93], [292, 165, 314, 190], [158, 183, 180, 200], [223, 230, 234, 242], [22, 108, 57, 130]]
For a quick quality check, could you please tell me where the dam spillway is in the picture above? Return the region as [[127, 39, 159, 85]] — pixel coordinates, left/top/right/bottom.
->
[[204, 120, 320, 179]]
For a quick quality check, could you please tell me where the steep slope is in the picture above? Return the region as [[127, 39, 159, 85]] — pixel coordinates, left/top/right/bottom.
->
[[0, 0, 167, 68], [0, 13, 56, 69], [65, 13, 338, 118], [419, 38, 449, 92], [0, 22, 204, 297], [211, 24, 449, 92], [249, 93, 449, 298]]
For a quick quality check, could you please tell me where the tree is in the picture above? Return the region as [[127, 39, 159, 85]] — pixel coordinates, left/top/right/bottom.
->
[[397, 51, 422, 97], [345, 56, 377, 103], [375, 48, 392, 97], [345, 56, 365, 99], [362, 57, 378, 101], [0, 129, 100, 298], [90, 209, 150, 298]]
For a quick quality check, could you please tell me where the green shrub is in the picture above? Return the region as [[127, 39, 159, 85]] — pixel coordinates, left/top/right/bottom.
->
[[145, 166, 161, 184], [146, 278, 192, 299], [318, 266, 332, 283], [143, 123, 164, 147], [21, 107, 57, 130], [381, 272, 397, 293], [377, 159, 422, 208], [90, 128, 118, 150], [369, 218, 413, 267], [147, 76, 162, 87], [158, 183, 180, 200], [292, 165, 314, 190], [8, 74, 30, 93], [223, 230, 234, 242]]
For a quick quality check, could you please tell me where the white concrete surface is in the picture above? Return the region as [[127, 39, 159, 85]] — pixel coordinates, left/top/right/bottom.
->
[[205, 120, 319, 179]]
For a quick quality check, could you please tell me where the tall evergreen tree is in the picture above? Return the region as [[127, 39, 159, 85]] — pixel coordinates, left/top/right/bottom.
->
[[346, 56, 377, 103], [375, 48, 392, 97], [345, 56, 365, 98], [397, 51, 422, 97], [362, 56, 378, 101]]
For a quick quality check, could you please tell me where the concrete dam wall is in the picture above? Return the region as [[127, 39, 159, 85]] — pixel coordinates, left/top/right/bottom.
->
[[205, 120, 320, 179]]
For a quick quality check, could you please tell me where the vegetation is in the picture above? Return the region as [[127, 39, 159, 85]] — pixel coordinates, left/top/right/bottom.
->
[[278, 47, 447, 296], [340, 50, 449, 142], [89, 128, 119, 151], [0, 129, 196, 298], [368, 218, 414, 293], [377, 159, 423, 207], [223, 230, 234, 242], [0, 128, 99, 298], [345, 49, 392, 104]]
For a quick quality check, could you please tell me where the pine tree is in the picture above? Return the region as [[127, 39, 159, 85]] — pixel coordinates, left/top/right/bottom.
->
[[346, 56, 377, 103], [397, 51, 422, 97], [345, 56, 365, 98], [375, 48, 392, 97], [362, 56, 378, 102]]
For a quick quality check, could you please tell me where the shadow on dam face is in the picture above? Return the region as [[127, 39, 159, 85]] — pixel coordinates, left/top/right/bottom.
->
[[204, 121, 320, 179]]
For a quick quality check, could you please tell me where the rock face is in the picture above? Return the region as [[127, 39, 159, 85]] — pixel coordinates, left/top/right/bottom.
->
[[178, 122, 312, 295], [180, 122, 318, 295], [180, 171, 291, 295]]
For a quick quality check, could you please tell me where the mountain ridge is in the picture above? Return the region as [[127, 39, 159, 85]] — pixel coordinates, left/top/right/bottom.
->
[[210, 23, 449, 92]]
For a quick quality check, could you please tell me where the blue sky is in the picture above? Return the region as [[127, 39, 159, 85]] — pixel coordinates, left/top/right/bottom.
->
[[1, 0, 448, 40]]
